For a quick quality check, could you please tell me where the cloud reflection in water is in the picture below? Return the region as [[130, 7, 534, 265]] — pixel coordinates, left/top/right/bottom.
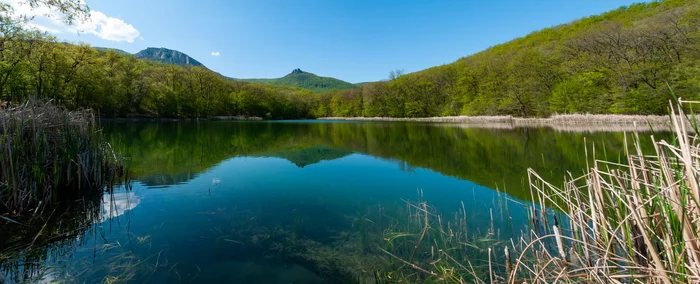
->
[[100, 192, 140, 222]]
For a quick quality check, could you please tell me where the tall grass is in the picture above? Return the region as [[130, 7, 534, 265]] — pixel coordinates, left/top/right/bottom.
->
[[0, 101, 126, 215], [511, 101, 700, 283]]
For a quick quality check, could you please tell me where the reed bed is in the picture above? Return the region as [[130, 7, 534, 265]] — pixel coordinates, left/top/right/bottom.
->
[[371, 101, 700, 283], [509, 101, 700, 283], [0, 101, 126, 215], [320, 115, 516, 124], [446, 122, 662, 133], [321, 114, 698, 133]]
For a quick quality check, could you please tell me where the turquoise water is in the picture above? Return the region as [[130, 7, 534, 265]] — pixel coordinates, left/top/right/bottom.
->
[[0, 121, 667, 283]]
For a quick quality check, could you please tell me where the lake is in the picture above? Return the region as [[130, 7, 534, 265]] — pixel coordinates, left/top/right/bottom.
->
[[0, 121, 666, 283]]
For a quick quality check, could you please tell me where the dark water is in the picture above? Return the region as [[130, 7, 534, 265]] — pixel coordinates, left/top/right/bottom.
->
[[0, 121, 668, 283]]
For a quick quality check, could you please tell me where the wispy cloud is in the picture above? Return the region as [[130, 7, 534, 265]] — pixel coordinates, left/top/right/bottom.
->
[[211, 51, 220, 56], [5, 0, 141, 43]]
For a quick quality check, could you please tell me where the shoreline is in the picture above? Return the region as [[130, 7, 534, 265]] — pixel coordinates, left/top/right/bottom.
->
[[97, 114, 693, 133], [318, 114, 694, 132], [99, 115, 263, 123]]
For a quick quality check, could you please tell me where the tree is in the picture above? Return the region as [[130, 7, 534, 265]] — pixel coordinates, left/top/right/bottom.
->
[[1, 0, 89, 41], [388, 69, 404, 81]]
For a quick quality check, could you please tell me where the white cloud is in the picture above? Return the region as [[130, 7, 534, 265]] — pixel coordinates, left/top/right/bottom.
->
[[4, 0, 141, 43], [211, 51, 220, 56]]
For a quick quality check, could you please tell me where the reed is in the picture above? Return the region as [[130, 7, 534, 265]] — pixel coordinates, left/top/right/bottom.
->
[[511, 100, 700, 283], [372, 100, 700, 283], [0, 100, 126, 215], [320, 113, 695, 126]]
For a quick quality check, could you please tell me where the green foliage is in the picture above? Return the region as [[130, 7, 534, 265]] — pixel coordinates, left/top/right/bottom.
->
[[93, 47, 131, 56], [317, 0, 700, 117], [3, 0, 700, 119], [0, 34, 318, 119], [550, 72, 612, 113]]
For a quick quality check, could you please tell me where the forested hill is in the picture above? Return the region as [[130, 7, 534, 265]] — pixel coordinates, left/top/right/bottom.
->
[[0, 35, 318, 118], [93, 48, 353, 93], [1, 0, 698, 120], [313, 0, 700, 118], [240, 69, 357, 93]]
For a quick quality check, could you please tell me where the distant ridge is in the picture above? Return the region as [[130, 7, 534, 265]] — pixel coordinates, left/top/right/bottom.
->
[[241, 69, 356, 93], [93, 47, 131, 56], [92, 46, 356, 92]]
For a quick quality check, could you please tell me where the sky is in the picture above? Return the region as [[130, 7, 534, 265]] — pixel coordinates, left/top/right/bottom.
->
[[6, 0, 645, 83]]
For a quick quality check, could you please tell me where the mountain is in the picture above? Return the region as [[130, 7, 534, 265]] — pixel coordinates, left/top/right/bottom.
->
[[135, 47, 205, 67], [241, 69, 356, 93], [92, 47, 352, 93]]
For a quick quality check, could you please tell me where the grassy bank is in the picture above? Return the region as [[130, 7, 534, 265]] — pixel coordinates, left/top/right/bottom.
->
[[0, 101, 126, 215]]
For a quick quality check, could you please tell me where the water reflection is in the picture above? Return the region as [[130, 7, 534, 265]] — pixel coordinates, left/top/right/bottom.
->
[[0, 121, 670, 283], [0, 195, 102, 283], [101, 192, 140, 222], [253, 145, 353, 168], [104, 121, 668, 201]]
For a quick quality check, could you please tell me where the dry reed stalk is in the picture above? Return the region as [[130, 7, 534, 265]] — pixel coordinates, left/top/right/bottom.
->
[[508, 101, 700, 283], [0, 100, 127, 215], [320, 114, 700, 133], [505, 246, 512, 282], [488, 247, 494, 284]]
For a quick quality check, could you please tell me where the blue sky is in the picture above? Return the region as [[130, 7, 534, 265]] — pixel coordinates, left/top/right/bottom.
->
[[15, 0, 644, 83]]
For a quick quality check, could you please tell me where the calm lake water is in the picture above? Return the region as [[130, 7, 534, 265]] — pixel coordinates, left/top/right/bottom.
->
[[0, 121, 667, 283]]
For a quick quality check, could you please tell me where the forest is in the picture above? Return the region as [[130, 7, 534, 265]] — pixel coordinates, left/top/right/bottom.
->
[[314, 0, 700, 118], [1, 0, 699, 118], [0, 29, 318, 118]]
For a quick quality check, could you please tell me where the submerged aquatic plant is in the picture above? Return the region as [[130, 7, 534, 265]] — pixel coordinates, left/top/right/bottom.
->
[[352, 213, 376, 252], [375, 199, 503, 283], [0, 100, 127, 215]]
